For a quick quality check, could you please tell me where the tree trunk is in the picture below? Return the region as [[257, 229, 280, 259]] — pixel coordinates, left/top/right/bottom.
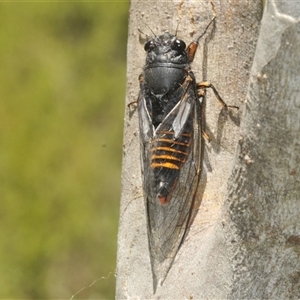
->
[[224, 1, 300, 298], [115, 0, 300, 298]]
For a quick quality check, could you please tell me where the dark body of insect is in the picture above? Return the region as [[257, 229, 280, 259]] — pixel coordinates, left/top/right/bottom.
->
[[136, 18, 234, 292]]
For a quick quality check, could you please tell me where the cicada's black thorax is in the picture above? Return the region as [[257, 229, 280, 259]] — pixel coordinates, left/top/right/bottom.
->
[[143, 33, 190, 128]]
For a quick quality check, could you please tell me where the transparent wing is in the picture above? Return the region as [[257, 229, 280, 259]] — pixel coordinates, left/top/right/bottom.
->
[[138, 73, 202, 290]]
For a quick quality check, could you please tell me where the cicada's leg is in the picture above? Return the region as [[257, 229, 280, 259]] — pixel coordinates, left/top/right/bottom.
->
[[127, 100, 138, 108], [197, 81, 239, 109], [186, 17, 216, 63], [197, 89, 211, 142], [201, 129, 211, 142], [128, 74, 144, 108]]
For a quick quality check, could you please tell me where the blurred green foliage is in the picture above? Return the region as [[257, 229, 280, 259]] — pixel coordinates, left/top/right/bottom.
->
[[0, 2, 129, 298]]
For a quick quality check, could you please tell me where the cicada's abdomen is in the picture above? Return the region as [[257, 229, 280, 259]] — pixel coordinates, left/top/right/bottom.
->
[[151, 125, 192, 204]]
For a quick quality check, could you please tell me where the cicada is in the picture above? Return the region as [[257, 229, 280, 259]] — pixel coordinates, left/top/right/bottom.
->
[[135, 17, 237, 292]]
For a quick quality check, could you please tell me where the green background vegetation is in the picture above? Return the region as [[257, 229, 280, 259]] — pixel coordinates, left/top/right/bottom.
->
[[0, 2, 129, 298]]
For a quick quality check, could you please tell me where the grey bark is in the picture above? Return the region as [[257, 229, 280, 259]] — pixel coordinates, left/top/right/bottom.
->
[[225, 1, 300, 299], [115, 0, 300, 298]]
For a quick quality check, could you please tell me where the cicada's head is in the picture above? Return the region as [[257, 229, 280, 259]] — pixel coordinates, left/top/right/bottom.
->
[[144, 33, 188, 65]]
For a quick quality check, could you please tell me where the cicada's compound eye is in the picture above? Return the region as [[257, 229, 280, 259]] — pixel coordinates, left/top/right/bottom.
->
[[171, 39, 186, 52], [144, 40, 155, 52]]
